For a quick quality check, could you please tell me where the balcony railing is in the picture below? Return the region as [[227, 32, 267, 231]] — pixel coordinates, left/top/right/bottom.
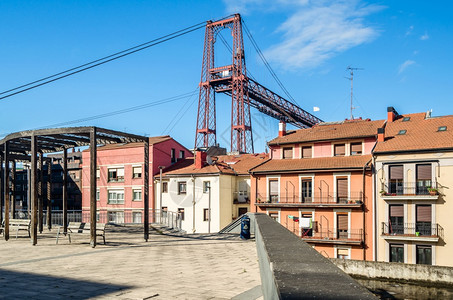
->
[[288, 227, 364, 243], [381, 222, 444, 239], [256, 192, 364, 205], [382, 182, 438, 196]]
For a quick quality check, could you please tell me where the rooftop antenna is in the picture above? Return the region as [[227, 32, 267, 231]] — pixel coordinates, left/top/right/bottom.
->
[[345, 66, 363, 120]]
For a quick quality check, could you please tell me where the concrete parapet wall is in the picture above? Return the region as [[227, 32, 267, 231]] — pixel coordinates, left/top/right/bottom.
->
[[254, 213, 376, 299], [331, 258, 453, 286]]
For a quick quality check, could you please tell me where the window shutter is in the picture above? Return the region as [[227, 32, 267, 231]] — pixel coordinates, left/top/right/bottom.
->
[[283, 148, 293, 159], [117, 168, 125, 176], [338, 248, 349, 256], [390, 165, 403, 180], [416, 205, 432, 222], [134, 166, 142, 173], [337, 178, 348, 198], [302, 147, 312, 158], [417, 164, 432, 180], [335, 144, 345, 156], [351, 143, 362, 154], [390, 205, 404, 217], [337, 214, 348, 230], [269, 180, 278, 195]]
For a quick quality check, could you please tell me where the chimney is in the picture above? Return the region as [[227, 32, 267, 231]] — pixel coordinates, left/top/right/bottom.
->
[[195, 150, 207, 169], [278, 121, 286, 137], [387, 107, 399, 122], [377, 128, 385, 142]]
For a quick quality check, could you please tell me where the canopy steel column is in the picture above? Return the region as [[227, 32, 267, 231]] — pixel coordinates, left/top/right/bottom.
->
[[90, 128, 97, 248], [46, 159, 52, 230], [38, 152, 44, 233], [31, 135, 38, 245], [63, 148, 68, 234], [0, 155, 3, 225], [3, 142, 10, 241], [144, 139, 149, 242], [11, 162, 16, 219]]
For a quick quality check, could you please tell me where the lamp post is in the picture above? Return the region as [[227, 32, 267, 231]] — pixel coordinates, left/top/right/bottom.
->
[[158, 166, 164, 223], [207, 181, 211, 234]]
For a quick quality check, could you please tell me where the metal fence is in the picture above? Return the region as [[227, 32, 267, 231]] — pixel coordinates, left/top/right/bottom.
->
[[7, 209, 182, 231], [381, 222, 444, 239], [256, 192, 364, 205]]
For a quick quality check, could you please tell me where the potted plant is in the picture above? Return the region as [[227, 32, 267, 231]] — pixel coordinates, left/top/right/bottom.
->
[[379, 190, 387, 196], [428, 187, 438, 196]]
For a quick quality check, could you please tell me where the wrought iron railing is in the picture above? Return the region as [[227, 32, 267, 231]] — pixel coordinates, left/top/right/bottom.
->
[[382, 182, 438, 196], [256, 192, 364, 205], [381, 222, 443, 239], [288, 227, 364, 242]]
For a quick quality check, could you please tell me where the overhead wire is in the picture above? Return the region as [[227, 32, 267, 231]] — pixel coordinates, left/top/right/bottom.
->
[[162, 89, 198, 134]]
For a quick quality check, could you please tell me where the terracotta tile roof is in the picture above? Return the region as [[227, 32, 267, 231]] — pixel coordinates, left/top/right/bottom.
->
[[160, 153, 268, 177], [250, 155, 372, 173], [374, 112, 453, 153], [269, 119, 385, 145], [85, 135, 173, 151]]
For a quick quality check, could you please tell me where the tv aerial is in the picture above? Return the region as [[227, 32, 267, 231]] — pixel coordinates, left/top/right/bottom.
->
[[345, 66, 363, 120]]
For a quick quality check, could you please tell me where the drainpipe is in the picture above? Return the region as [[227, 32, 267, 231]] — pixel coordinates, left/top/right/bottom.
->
[[362, 159, 372, 261], [254, 176, 258, 212], [208, 182, 211, 233], [192, 176, 196, 233]]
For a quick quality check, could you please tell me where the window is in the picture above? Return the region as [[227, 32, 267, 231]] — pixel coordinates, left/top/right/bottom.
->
[[336, 178, 348, 203], [203, 181, 210, 193], [416, 205, 432, 236], [337, 248, 349, 259], [416, 164, 432, 195], [108, 167, 124, 182], [108, 211, 124, 224], [171, 148, 176, 163], [334, 144, 345, 156], [402, 117, 410, 122], [96, 168, 100, 179], [133, 189, 142, 201], [301, 146, 312, 158], [337, 214, 348, 239], [96, 189, 100, 201], [162, 182, 168, 193], [179, 150, 185, 159], [438, 126, 447, 132], [301, 179, 312, 203], [398, 130, 407, 135], [162, 207, 167, 218], [108, 189, 124, 204], [178, 182, 187, 194], [390, 244, 404, 263], [132, 212, 142, 224], [300, 213, 313, 237], [350, 142, 362, 155], [132, 166, 142, 178], [389, 165, 404, 194], [178, 208, 185, 221], [389, 204, 404, 234], [283, 147, 293, 159], [269, 180, 279, 202], [268, 211, 279, 222], [416, 245, 432, 265], [203, 208, 209, 221]]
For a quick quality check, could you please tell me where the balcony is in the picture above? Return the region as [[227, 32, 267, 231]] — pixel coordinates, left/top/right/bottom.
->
[[255, 192, 364, 208], [289, 227, 364, 245], [381, 182, 439, 200], [381, 222, 443, 242]]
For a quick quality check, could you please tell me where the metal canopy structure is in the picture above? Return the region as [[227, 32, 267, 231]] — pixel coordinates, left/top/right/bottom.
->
[[0, 126, 150, 247]]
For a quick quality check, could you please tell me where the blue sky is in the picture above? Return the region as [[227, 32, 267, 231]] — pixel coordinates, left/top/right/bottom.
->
[[1, 0, 452, 153]]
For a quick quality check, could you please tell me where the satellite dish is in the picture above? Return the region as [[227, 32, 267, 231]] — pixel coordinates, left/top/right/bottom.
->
[[207, 156, 214, 165]]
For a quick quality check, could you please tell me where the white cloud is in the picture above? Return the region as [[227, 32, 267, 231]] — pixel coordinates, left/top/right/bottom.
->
[[405, 25, 414, 36], [420, 32, 429, 40], [224, 0, 384, 70], [313, 106, 320, 112], [398, 60, 415, 74]]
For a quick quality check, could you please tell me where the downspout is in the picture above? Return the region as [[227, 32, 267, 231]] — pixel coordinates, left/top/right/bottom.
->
[[192, 175, 196, 233], [254, 175, 258, 212], [362, 159, 372, 261]]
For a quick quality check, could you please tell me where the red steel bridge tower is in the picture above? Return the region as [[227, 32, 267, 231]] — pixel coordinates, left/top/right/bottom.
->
[[195, 14, 322, 153]]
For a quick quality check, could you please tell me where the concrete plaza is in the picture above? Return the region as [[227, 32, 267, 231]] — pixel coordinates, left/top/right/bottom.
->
[[0, 226, 262, 299]]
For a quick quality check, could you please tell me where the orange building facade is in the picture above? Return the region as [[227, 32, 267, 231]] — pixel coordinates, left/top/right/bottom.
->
[[250, 119, 384, 260]]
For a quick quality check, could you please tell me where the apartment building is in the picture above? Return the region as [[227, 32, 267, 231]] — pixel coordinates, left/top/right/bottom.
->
[[374, 107, 453, 266], [250, 120, 384, 260], [155, 151, 267, 233], [81, 136, 189, 223]]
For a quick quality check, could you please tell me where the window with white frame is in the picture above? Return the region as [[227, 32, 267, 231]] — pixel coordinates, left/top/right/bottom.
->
[[96, 168, 100, 179], [162, 182, 168, 193], [178, 182, 187, 194], [203, 181, 210, 193], [108, 167, 124, 182], [96, 188, 100, 201], [108, 189, 124, 204], [132, 212, 142, 224], [133, 189, 142, 201], [108, 211, 124, 224], [132, 166, 142, 179], [269, 179, 279, 202]]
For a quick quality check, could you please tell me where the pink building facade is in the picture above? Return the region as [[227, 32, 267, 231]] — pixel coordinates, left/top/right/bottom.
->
[[81, 136, 190, 223]]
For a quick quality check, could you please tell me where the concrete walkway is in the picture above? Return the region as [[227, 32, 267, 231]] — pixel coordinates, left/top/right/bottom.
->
[[0, 225, 262, 299]]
